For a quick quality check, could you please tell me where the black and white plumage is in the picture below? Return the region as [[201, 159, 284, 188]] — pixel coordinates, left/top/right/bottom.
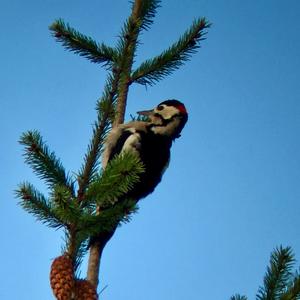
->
[[102, 99, 188, 202]]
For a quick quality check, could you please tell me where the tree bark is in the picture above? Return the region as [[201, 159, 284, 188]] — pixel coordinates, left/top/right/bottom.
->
[[86, 0, 142, 289], [86, 229, 115, 287]]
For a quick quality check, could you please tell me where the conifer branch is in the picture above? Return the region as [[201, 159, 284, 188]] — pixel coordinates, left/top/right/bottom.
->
[[232, 247, 300, 300], [14, 0, 212, 294], [16, 182, 62, 228], [50, 185, 82, 225], [280, 273, 300, 300], [256, 246, 295, 300], [85, 152, 144, 208], [77, 115, 109, 197], [87, 0, 146, 285], [113, 0, 146, 125], [77, 73, 119, 198], [49, 19, 117, 67], [78, 199, 138, 238], [131, 17, 210, 86], [231, 295, 248, 300], [19, 130, 74, 193], [130, 0, 161, 31], [63, 229, 88, 272]]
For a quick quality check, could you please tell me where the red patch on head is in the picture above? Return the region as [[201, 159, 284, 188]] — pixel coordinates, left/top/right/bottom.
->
[[176, 104, 187, 114], [159, 100, 188, 115]]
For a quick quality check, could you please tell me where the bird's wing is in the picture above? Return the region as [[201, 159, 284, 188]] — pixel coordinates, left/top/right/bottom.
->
[[102, 122, 147, 168]]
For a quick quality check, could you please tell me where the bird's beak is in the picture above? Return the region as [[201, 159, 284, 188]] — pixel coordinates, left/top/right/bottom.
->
[[137, 109, 154, 116]]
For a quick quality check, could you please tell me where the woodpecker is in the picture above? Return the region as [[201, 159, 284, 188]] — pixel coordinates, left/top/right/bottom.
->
[[102, 99, 188, 203]]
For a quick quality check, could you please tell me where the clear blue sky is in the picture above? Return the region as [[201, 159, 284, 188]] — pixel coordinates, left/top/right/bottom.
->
[[1, 1, 300, 299]]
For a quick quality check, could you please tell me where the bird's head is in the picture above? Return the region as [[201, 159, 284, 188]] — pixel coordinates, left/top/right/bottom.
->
[[137, 99, 188, 139]]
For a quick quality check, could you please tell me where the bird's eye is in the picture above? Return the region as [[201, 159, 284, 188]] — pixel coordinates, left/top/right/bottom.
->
[[157, 105, 164, 111]]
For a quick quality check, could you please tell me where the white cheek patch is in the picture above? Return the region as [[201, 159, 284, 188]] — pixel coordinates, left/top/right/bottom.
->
[[159, 106, 180, 119]]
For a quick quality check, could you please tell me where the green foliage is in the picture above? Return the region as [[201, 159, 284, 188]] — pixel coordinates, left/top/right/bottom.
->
[[280, 271, 300, 300], [15, 182, 62, 228], [50, 185, 82, 225], [231, 246, 300, 300], [16, 149, 144, 261], [51, 184, 73, 208], [19, 130, 73, 192], [96, 74, 118, 119], [85, 151, 145, 208], [78, 199, 138, 238], [131, 18, 210, 86], [131, 0, 161, 31], [77, 115, 109, 193], [62, 229, 88, 272], [231, 295, 248, 300], [115, 18, 140, 68], [18, 0, 210, 287], [257, 246, 295, 300], [49, 19, 117, 68], [77, 74, 118, 195], [130, 113, 150, 122]]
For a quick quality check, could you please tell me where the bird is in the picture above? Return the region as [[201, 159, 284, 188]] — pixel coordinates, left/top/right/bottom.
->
[[88, 99, 188, 250], [102, 99, 188, 203]]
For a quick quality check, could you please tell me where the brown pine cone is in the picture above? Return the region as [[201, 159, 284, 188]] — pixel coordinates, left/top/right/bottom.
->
[[75, 279, 98, 300], [50, 255, 75, 300]]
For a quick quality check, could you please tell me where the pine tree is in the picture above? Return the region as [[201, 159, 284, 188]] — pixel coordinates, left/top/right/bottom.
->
[[15, 0, 210, 298], [231, 246, 300, 300]]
